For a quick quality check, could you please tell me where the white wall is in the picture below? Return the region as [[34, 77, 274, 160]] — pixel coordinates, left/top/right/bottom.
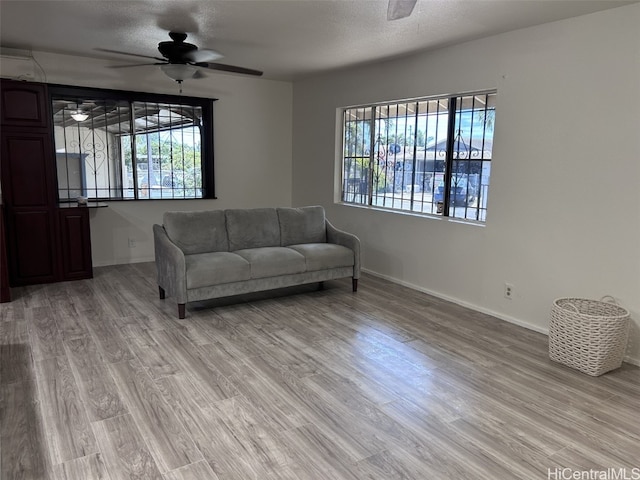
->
[[2, 51, 293, 266], [292, 4, 640, 363]]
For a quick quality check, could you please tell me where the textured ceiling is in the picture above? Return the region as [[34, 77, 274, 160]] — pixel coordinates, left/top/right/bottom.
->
[[0, 0, 635, 80]]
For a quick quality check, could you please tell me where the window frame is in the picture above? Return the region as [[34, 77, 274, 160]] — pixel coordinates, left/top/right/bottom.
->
[[339, 90, 496, 222], [49, 83, 216, 201]]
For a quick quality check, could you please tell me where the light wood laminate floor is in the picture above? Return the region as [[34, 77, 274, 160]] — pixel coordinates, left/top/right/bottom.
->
[[1, 263, 638, 479]]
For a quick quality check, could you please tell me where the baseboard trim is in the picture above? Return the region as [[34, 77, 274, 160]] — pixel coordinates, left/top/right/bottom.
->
[[361, 268, 640, 367], [93, 256, 155, 268]]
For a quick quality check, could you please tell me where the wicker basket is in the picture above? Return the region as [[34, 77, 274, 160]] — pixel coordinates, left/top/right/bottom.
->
[[549, 296, 630, 376]]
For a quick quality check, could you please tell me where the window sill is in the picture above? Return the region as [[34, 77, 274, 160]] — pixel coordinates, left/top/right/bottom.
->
[[335, 201, 486, 227], [58, 202, 108, 209]]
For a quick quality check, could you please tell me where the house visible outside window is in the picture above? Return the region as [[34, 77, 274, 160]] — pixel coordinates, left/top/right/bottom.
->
[[340, 91, 496, 222], [51, 85, 215, 201]]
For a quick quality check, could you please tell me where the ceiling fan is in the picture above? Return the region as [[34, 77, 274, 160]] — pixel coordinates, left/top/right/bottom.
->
[[98, 31, 263, 84]]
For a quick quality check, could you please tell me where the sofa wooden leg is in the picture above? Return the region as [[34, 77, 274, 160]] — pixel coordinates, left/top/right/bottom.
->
[[318, 281, 325, 291], [178, 303, 186, 319], [159, 286, 165, 299], [352, 278, 358, 292]]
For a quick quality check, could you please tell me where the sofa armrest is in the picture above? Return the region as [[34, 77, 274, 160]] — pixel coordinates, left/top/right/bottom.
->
[[326, 219, 361, 279], [153, 224, 187, 304]]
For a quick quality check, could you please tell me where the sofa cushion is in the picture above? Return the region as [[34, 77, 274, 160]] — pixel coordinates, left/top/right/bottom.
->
[[185, 252, 250, 289], [288, 243, 354, 272], [234, 247, 306, 279], [226, 208, 281, 251], [164, 210, 228, 254], [277, 206, 327, 246]]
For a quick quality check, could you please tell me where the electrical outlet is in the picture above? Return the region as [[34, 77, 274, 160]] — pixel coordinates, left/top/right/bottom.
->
[[504, 282, 514, 299], [128, 238, 136, 248]]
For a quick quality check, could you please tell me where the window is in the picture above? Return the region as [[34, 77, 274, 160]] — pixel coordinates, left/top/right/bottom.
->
[[341, 91, 495, 222], [50, 85, 215, 201]]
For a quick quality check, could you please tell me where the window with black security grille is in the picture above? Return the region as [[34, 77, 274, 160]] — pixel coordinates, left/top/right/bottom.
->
[[341, 91, 496, 222], [50, 84, 215, 201]]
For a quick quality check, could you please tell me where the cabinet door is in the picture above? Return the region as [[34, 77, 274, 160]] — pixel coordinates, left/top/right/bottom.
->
[[1, 131, 57, 207], [0, 80, 49, 128], [58, 208, 93, 280], [0, 129, 59, 286], [6, 208, 59, 285]]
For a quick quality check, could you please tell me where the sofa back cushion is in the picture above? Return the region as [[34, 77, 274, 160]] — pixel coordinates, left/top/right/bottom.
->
[[277, 206, 327, 246], [226, 208, 281, 251], [163, 210, 229, 254]]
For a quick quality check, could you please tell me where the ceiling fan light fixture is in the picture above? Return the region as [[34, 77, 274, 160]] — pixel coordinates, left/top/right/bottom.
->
[[71, 111, 89, 122], [160, 63, 197, 82]]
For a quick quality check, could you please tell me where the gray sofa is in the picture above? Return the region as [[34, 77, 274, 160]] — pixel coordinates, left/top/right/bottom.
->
[[153, 206, 360, 318]]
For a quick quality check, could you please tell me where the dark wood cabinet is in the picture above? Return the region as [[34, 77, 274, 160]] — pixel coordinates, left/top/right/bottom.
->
[[5, 209, 59, 284], [0, 79, 93, 288], [58, 207, 92, 280], [0, 80, 60, 286], [0, 81, 50, 128], [1, 131, 57, 207]]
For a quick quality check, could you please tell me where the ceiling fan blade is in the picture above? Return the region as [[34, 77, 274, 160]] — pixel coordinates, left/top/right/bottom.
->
[[186, 48, 224, 63], [96, 48, 165, 62], [107, 62, 166, 69], [387, 0, 417, 20], [195, 62, 263, 77]]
